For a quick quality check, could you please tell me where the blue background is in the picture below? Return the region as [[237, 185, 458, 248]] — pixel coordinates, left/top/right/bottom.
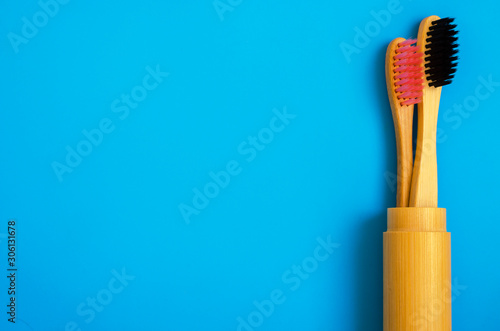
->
[[1, 0, 499, 330]]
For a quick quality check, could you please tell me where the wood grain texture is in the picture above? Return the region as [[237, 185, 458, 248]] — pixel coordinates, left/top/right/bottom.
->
[[384, 208, 451, 331], [409, 16, 442, 208], [386, 38, 414, 207]]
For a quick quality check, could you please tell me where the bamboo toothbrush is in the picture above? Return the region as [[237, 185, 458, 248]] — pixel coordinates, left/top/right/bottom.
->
[[385, 38, 423, 207], [383, 16, 458, 331], [410, 16, 459, 207]]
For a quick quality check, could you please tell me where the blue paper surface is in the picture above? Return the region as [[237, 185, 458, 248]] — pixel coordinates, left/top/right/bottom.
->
[[1, 1, 499, 330]]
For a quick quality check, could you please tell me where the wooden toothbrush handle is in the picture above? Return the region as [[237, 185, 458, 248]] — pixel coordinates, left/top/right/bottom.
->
[[386, 38, 415, 207], [409, 87, 441, 207], [383, 208, 451, 331], [395, 108, 413, 207]]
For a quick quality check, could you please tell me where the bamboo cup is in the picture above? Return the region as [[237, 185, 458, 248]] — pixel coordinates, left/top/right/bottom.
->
[[383, 207, 451, 331]]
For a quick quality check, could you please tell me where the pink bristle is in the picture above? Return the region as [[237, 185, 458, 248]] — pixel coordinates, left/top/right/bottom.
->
[[399, 39, 416, 46], [393, 39, 424, 106]]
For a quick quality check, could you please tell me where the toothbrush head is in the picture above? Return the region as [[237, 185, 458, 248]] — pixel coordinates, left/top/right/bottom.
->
[[423, 17, 459, 87], [388, 38, 424, 107]]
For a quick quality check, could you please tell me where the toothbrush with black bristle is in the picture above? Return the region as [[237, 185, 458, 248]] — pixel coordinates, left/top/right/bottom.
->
[[410, 16, 459, 207]]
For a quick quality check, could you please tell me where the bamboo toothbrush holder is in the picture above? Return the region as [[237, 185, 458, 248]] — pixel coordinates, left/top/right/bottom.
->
[[383, 207, 451, 331]]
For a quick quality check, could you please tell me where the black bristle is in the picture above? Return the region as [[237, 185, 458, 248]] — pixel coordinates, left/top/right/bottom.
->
[[425, 17, 459, 87]]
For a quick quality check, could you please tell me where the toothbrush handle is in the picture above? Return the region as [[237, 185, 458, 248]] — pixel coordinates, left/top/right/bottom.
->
[[409, 87, 441, 207], [395, 108, 413, 207], [383, 207, 451, 331]]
